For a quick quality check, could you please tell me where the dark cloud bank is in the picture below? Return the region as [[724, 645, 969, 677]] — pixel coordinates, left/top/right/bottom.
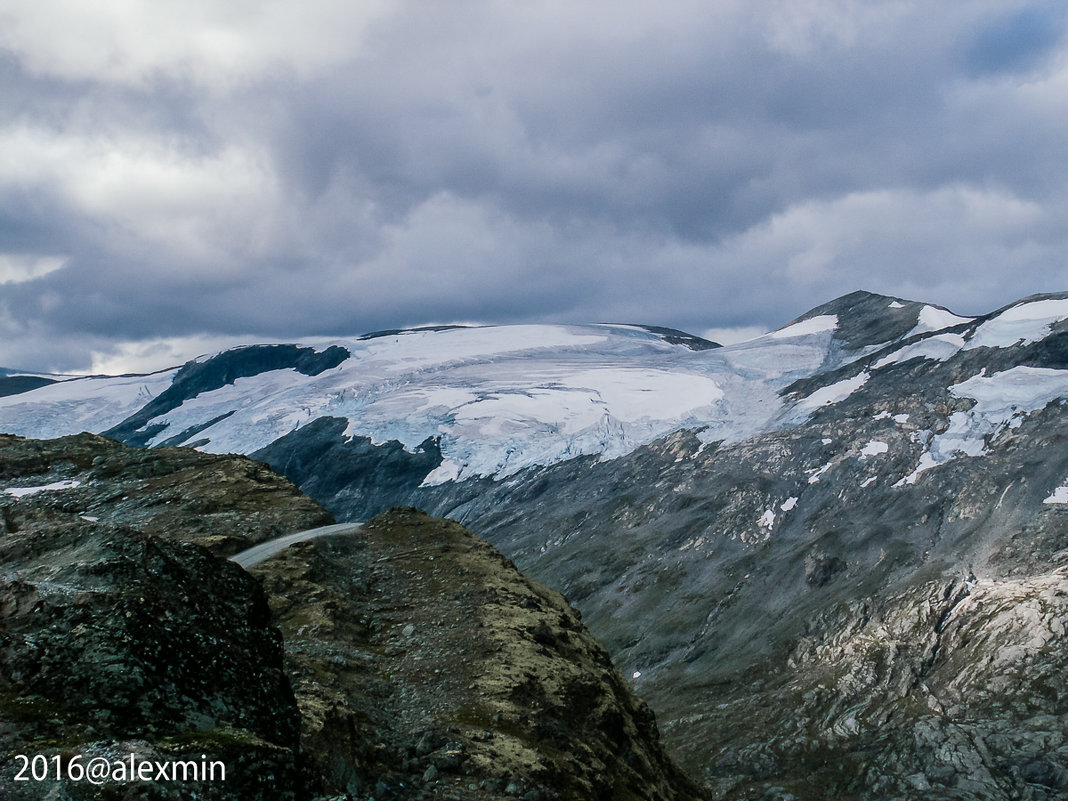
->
[[0, 1, 1066, 372]]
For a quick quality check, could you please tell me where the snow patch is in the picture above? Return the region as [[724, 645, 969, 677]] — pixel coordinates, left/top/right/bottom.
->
[[907, 305, 972, 337], [808, 461, 833, 484], [889, 301, 906, 309], [895, 367, 1068, 485], [1044, 487, 1068, 504], [894, 451, 939, 486], [860, 440, 889, 457], [758, 509, 776, 528], [893, 413, 910, 424], [0, 371, 175, 439], [780, 496, 798, 511], [769, 314, 837, 339], [964, 298, 1068, 350], [873, 333, 965, 369], [795, 372, 869, 413], [860, 476, 877, 488], [3, 479, 82, 498]]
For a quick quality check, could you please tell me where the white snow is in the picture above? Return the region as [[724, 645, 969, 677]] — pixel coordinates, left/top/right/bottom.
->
[[821, 438, 832, 445], [1044, 487, 1068, 504], [895, 367, 1068, 485], [0, 322, 840, 486], [794, 372, 869, 413], [808, 461, 833, 484], [0, 315, 958, 487], [0, 370, 176, 439], [906, 305, 972, 338], [860, 476, 877, 488], [873, 333, 965, 370], [964, 298, 1068, 350], [889, 301, 906, 309], [768, 314, 837, 339], [80, 515, 99, 522], [893, 413, 910, 424], [780, 496, 798, 511], [758, 509, 776, 528], [894, 451, 939, 486], [860, 440, 889, 457], [3, 479, 81, 498], [873, 410, 890, 420]]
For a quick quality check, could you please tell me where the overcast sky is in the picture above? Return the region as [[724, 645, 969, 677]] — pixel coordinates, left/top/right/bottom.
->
[[1, 1, 1066, 373]]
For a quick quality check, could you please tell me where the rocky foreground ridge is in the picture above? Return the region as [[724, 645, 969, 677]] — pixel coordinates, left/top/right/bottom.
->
[[0, 433, 702, 800]]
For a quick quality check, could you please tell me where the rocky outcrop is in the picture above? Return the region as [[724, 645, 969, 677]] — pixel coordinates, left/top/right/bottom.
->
[[251, 417, 444, 522], [254, 508, 706, 801], [0, 435, 317, 800], [0, 435, 703, 800], [0, 432, 333, 555]]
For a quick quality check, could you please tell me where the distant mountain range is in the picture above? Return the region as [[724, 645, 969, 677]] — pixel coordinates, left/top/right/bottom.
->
[[3, 289, 1068, 799]]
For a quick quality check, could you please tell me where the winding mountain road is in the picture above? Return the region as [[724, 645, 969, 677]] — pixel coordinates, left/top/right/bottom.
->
[[230, 522, 362, 568]]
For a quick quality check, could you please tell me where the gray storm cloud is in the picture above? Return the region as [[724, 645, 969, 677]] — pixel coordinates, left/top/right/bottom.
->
[[0, 0, 1066, 372]]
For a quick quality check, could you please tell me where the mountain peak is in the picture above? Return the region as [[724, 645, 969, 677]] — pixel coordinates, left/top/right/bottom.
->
[[782, 290, 967, 351]]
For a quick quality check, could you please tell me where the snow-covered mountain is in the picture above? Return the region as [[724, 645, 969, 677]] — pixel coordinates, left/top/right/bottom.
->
[[4, 289, 1068, 799], [0, 291, 1022, 487]]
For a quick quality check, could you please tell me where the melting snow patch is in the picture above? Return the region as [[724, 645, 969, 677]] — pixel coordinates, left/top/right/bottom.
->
[[964, 298, 1068, 350], [873, 333, 965, 370], [758, 510, 776, 528], [894, 451, 939, 487], [3, 479, 82, 498], [632, 671, 642, 679], [821, 438, 832, 445], [860, 440, 889, 458], [873, 410, 890, 420], [808, 462, 833, 484], [780, 496, 798, 511], [907, 305, 973, 337], [893, 413, 910, 424], [80, 515, 99, 522], [895, 366, 1068, 486], [1044, 487, 1068, 504], [769, 314, 837, 339], [860, 476, 877, 488], [795, 372, 870, 413]]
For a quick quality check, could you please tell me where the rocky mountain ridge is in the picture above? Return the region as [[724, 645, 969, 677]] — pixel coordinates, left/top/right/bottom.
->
[[0, 433, 701, 800], [2, 290, 1068, 798]]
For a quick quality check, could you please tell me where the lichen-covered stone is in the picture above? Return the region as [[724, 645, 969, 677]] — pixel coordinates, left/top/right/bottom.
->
[[254, 508, 707, 801]]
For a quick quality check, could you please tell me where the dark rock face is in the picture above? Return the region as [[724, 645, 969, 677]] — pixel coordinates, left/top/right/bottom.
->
[[0, 437, 314, 800], [253, 508, 706, 801], [0, 375, 56, 398], [104, 344, 349, 446], [251, 416, 443, 522], [623, 325, 721, 351], [783, 289, 934, 351]]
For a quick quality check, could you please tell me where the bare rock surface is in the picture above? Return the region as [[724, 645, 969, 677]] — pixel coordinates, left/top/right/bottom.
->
[[0, 435, 702, 800], [254, 507, 706, 801]]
